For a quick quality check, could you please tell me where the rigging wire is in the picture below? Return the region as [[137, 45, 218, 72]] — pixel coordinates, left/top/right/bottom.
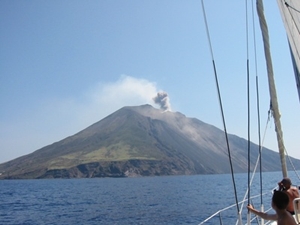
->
[[285, 148, 300, 181], [268, 103, 300, 180], [256, 76, 263, 204], [200, 0, 240, 216], [284, 1, 300, 14], [268, 102, 300, 179], [245, 0, 251, 211], [238, 113, 273, 223], [283, 1, 300, 64], [269, 104, 300, 180], [251, 0, 263, 206]]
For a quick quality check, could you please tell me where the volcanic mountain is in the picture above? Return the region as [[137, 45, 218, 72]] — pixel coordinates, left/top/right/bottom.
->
[[0, 104, 299, 179]]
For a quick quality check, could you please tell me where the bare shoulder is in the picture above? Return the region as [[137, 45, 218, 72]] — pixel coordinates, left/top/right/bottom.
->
[[277, 217, 297, 225], [288, 187, 299, 197], [277, 213, 297, 225]]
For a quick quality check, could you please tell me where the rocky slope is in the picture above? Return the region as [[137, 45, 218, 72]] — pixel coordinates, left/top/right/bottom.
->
[[0, 104, 299, 179]]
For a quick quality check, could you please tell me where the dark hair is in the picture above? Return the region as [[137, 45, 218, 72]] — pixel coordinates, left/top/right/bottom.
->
[[281, 177, 292, 185], [272, 191, 289, 210]]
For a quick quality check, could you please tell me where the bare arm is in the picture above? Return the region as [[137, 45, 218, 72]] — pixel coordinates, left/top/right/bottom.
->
[[247, 205, 278, 221]]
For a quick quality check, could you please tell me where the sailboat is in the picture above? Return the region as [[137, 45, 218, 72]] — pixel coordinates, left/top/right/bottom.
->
[[199, 0, 300, 224]]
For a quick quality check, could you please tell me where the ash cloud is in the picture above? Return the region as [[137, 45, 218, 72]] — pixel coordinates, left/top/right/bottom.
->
[[153, 91, 171, 111]]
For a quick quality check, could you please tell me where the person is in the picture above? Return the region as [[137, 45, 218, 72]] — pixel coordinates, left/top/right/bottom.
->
[[278, 177, 300, 215], [247, 190, 297, 225]]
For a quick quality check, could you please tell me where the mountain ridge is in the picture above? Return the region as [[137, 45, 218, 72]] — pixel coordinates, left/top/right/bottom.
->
[[0, 104, 299, 179]]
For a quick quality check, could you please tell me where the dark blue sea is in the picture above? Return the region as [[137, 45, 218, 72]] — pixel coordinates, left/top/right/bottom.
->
[[1, 171, 299, 225]]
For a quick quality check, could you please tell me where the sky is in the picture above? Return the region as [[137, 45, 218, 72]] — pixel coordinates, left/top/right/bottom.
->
[[1, 1, 300, 164]]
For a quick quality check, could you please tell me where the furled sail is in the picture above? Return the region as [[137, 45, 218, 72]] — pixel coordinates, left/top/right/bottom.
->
[[277, 0, 300, 102], [257, 0, 288, 177]]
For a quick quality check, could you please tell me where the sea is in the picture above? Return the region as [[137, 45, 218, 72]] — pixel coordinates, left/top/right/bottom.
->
[[1, 171, 299, 225]]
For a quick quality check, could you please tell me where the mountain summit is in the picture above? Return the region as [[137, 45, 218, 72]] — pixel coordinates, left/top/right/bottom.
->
[[0, 104, 298, 179]]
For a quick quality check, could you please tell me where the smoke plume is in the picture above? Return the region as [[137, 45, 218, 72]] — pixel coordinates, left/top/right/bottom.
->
[[153, 91, 171, 111]]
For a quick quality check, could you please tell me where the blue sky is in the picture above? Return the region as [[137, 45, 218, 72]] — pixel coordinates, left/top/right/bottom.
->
[[1, 1, 300, 164]]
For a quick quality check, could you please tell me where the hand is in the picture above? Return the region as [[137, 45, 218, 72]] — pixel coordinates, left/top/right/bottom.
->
[[247, 204, 254, 211]]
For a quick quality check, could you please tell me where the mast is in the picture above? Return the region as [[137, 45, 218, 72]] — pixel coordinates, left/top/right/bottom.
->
[[256, 0, 288, 177]]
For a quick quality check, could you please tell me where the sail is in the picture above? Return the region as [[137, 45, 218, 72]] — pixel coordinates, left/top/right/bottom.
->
[[277, 0, 300, 102]]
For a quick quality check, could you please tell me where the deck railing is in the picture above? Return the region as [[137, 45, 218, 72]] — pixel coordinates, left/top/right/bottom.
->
[[198, 192, 275, 225]]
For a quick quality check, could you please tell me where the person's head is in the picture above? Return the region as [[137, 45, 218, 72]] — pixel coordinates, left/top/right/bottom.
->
[[272, 190, 289, 210], [278, 177, 292, 190]]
